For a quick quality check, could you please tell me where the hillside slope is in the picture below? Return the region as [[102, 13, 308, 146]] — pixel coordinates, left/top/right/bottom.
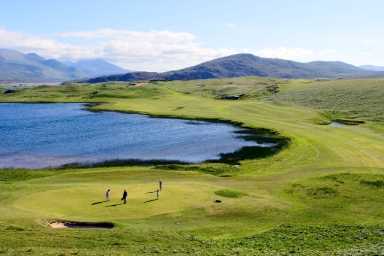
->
[[164, 54, 374, 79], [360, 65, 384, 72], [85, 53, 383, 83]]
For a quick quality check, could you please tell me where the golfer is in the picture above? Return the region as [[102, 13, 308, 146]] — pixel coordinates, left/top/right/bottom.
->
[[159, 180, 163, 191], [105, 188, 111, 201], [121, 190, 128, 204]]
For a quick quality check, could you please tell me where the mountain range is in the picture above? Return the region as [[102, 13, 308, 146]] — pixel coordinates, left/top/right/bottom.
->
[[1, 49, 383, 83], [86, 54, 384, 83], [0, 49, 127, 83]]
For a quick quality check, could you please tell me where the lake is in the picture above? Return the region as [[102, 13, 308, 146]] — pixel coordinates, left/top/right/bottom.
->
[[0, 103, 276, 169]]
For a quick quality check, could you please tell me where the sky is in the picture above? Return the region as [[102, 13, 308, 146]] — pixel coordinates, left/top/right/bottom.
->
[[1, 0, 383, 71]]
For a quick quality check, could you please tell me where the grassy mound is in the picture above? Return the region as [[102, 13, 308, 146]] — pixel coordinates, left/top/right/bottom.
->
[[214, 189, 248, 198]]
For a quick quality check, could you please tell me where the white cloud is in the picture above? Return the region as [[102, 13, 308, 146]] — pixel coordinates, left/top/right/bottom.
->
[[2, 27, 381, 71], [0, 27, 97, 59], [0, 27, 232, 71], [57, 29, 236, 71]]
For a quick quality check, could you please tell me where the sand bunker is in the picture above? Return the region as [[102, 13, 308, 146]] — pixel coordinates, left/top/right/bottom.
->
[[49, 220, 114, 229]]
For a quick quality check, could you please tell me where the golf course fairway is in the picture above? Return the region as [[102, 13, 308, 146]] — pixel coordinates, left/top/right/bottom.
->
[[0, 77, 383, 255]]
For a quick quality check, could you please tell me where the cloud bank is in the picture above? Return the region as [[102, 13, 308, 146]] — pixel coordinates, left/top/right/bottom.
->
[[0, 28, 236, 71], [0, 27, 357, 71]]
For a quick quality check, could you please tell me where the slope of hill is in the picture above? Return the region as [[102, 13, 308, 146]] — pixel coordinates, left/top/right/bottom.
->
[[360, 65, 384, 72], [0, 49, 127, 83], [87, 72, 162, 83], [84, 53, 383, 83]]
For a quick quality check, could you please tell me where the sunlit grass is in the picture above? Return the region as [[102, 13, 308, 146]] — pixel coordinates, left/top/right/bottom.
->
[[0, 77, 383, 255]]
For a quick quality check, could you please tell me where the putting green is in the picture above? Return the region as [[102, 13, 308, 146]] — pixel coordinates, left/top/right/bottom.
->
[[15, 182, 217, 220], [13, 172, 283, 223]]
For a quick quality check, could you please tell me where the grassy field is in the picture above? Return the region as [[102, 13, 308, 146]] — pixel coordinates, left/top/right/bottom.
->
[[0, 77, 384, 255]]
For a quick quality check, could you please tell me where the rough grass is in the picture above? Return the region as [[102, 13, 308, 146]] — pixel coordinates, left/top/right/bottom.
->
[[272, 78, 384, 123], [0, 77, 384, 255], [161, 77, 384, 124], [0, 169, 57, 182]]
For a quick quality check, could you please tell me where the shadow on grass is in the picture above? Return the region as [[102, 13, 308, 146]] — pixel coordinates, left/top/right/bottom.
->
[[91, 200, 108, 205], [144, 199, 158, 203], [105, 203, 124, 207]]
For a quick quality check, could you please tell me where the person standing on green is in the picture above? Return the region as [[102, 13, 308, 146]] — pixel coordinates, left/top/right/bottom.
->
[[159, 180, 163, 191], [121, 190, 128, 204], [105, 188, 111, 201]]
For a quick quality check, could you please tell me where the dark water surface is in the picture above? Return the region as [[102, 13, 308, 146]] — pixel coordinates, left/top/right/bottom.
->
[[0, 103, 275, 169]]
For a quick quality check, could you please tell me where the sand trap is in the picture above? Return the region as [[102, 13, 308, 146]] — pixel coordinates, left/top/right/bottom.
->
[[330, 119, 365, 127], [48, 220, 114, 229], [329, 121, 345, 128], [49, 222, 67, 229]]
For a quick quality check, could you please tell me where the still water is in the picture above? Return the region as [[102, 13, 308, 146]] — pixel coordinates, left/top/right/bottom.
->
[[0, 103, 271, 168]]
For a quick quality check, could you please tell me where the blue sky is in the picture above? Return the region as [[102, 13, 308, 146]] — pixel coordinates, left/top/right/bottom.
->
[[1, 0, 383, 71]]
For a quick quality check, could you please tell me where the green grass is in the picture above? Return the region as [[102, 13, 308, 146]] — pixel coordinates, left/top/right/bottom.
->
[[0, 77, 384, 255]]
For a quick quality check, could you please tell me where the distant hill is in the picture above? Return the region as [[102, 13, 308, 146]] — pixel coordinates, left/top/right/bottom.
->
[[87, 72, 162, 83], [360, 65, 384, 72], [0, 49, 82, 82], [85, 54, 384, 83], [0, 49, 127, 83], [66, 59, 128, 78]]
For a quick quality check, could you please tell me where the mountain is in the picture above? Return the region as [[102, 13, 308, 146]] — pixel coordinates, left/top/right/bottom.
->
[[85, 54, 384, 83], [163, 54, 374, 80], [66, 59, 128, 78], [359, 65, 384, 72], [0, 49, 127, 83], [0, 49, 83, 82]]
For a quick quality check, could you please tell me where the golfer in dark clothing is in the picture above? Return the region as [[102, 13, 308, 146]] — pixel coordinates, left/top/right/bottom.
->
[[121, 190, 128, 204], [159, 180, 163, 191]]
